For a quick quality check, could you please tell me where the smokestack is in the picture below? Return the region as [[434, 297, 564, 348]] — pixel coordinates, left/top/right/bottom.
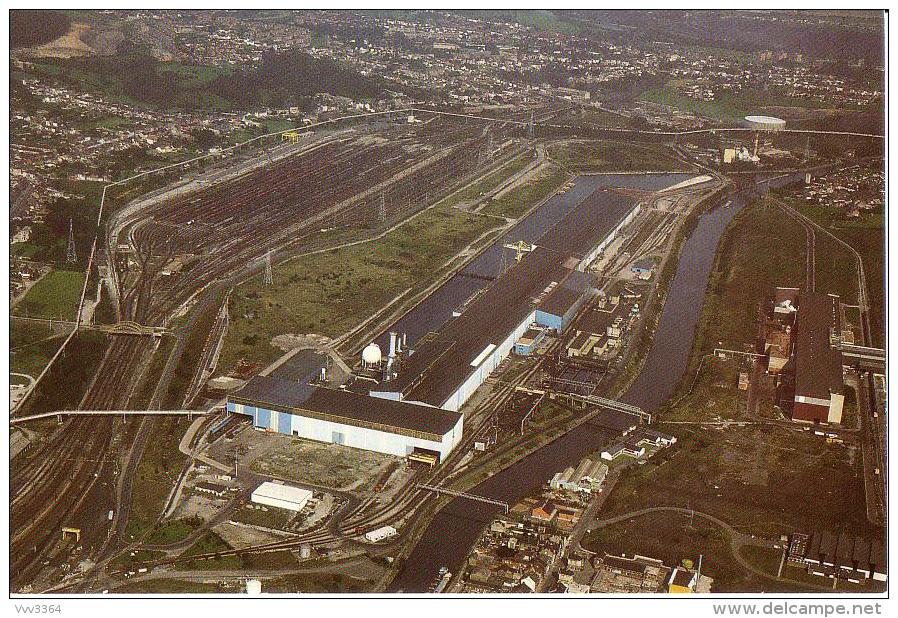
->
[[320, 366, 327, 382], [402, 332, 407, 351], [388, 332, 397, 359]]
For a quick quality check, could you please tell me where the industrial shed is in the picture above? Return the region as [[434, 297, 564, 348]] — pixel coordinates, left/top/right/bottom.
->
[[791, 293, 844, 424], [227, 376, 464, 461], [251, 481, 313, 512], [370, 192, 636, 413]]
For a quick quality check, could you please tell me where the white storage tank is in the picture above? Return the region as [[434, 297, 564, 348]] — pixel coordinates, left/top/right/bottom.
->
[[246, 579, 262, 595]]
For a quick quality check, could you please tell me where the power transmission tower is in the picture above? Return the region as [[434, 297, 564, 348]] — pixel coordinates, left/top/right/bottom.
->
[[66, 218, 77, 263], [263, 250, 273, 286], [486, 131, 493, 161], [803, 135, 811, 164], [378, 192, 387, 223]]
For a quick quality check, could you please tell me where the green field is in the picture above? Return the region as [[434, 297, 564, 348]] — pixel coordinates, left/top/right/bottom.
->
[[112, 578, 227, 593], [219, 205, 501, 373], [546, 140, 689, 173], [640, 79, 859, 122], [125, 418, 191, 541], [480, 165, 570, 219], [12, 269, 85, 320], [694, 199, 807, 353], [176, 531, 242, 570], [773, 192, 885, 347], [442, 153, 532, 208], [10, 320, 71, 376]]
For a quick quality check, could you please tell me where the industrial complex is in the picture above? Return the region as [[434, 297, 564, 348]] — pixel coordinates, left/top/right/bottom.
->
[[8, 8, 886, 600], [226, 188, 640, 461]]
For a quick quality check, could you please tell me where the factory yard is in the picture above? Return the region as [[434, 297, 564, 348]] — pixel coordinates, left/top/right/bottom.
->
[[215, 425, 399, 492]]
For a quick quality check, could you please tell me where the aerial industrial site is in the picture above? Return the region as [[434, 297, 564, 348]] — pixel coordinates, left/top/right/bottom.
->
[[6, 7, 889, 611]]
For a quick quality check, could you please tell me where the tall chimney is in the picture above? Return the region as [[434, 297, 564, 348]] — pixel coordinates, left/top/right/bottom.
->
[[388, 332, 397, 359]]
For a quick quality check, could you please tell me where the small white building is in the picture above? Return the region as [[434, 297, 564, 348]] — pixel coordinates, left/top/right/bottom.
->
[[364, 525, 398, 543], [250, 481, 312, 512]]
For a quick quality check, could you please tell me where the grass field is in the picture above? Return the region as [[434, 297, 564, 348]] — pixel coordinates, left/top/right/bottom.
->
[[546, 140, 689, 173], [583, 510, 790, 592], [143, 517, 202, 546], [776, 193, 885, 347], [125, 418, 191, 541], [10, 320, 71, 376], [113, 579, 227, 593], [176, 531, 242, 570], [442, 153, 532, 208], [219, 205, 501, 373], [12, 269, 85, 320], [479, 164, 570, 219], [639, 79, 857, 122], [695, 199, 807, 353], [109, 549, 166, 572]]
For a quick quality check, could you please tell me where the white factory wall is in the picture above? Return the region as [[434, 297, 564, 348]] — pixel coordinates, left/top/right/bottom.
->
[[288, 412, 464, 461], [231, 401, 463, 461], [250, 491, 311, 512], [441, 310, 537, 412], [579, 204, 641, 271]]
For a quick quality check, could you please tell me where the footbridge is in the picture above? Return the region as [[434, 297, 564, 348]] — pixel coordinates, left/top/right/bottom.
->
[[10, 409, 209, 425], [417, 484, 509, 514]]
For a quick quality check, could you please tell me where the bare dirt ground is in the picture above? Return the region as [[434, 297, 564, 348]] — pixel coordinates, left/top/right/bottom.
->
[[27, 22, 94, 58]]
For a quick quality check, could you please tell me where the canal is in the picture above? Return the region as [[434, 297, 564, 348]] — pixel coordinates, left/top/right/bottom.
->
[[388, 172, 804, 592]]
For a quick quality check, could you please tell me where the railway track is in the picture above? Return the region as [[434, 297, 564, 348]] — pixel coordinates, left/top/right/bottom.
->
[[10, 117, 530, 591]]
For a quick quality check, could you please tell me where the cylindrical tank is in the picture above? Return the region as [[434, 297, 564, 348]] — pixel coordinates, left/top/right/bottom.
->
[[744, 115, 786, 131], [246, 579, 262, 595]]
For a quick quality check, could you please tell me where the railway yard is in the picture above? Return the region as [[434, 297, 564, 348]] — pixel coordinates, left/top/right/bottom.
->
[[9, 107, 577, 592], [8, 106, 886, 597]]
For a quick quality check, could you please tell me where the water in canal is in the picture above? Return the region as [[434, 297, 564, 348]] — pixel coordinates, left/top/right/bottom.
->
[[389, 185, 751, 592]]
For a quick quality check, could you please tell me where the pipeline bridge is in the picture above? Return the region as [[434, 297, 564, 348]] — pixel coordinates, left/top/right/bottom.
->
[[517, 386, 650, 423], [838, 343, 886, 371], [417, 484, 510, 514], [10, 409, 208, 425]]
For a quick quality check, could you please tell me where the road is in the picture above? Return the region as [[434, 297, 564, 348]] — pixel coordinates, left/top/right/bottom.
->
[[588, 506, 833, 592]]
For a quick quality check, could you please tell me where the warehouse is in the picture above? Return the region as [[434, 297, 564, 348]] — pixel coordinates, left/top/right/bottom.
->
[[251, 481, 313, 512], [540, 189, 641, 271], [372, 193, 637, 413], [535, 270, 597, 332], [791, 292, 845, 424], [227, 375, 463, 461], [514, 326, 548, 356]]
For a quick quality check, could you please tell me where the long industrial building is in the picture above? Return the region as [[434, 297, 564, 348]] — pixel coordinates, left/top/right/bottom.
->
[[371, 189, 638, 412], [227, 187, 641, 460]]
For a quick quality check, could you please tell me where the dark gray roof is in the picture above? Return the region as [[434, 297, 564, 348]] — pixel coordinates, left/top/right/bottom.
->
[[376, 246, 574, 407], [539, 189, 637, 260], [236, 374, 316, 408], [231, 376, 461, 437], [795, 293, 843, 400]]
